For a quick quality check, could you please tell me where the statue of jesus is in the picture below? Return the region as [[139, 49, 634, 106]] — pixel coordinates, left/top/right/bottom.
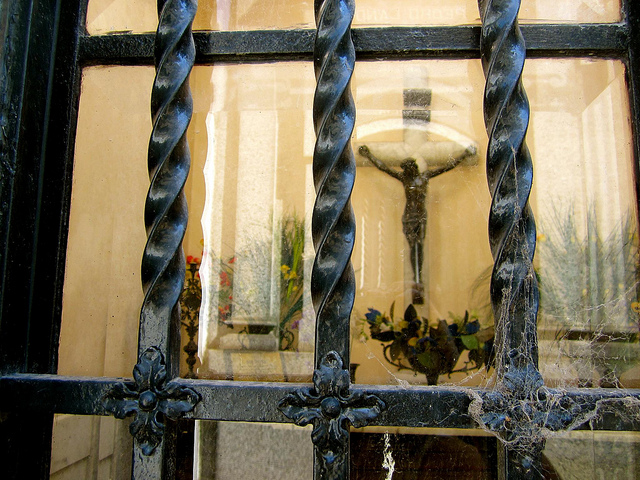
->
[[358, 144, 476, 304]]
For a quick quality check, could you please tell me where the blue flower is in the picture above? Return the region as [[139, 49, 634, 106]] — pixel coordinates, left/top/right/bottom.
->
[[365, 308, 381, 324], [464, 320, 480, 335]]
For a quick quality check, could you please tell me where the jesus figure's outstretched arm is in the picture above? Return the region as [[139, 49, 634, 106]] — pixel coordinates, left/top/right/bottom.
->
[[359, 145, 403, 181]]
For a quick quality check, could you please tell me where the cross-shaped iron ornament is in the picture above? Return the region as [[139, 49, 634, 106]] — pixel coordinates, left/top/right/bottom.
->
[[103, 347, 201, 455], [470, 364, 581, 467], [279, 352, 385, 477]]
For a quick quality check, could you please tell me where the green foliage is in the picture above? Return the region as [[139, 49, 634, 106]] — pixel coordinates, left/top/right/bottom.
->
[[537, 205, 640, 332], [278, 213, 305, 350], [362, 304, 494, 385], [210, 213, 306, 351]]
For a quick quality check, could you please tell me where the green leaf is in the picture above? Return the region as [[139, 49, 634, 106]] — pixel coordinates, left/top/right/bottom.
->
[[460, 334, 479, 351], [389, 301, 395, 322], [417, 351, 438, 370], [390, 341, 402, 361], [404, 304, 418, 323]]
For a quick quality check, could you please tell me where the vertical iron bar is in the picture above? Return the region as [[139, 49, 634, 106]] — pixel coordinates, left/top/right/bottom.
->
[[312, 0, 356, 477], [1, 0, 84, 477], [477, 0, 542, 478], [133, 0, 196, 477]]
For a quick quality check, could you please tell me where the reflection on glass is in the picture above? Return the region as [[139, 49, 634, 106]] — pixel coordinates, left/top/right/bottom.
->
[[351, 60, 491, 387], [350, 429, 640, 479], [194, 421, 313, 479], [351, 59, 638, 389], [352, 430, 498, 479], [197, 63, 316, 382], [60, 66, 153, 378], [50, 415, 132, 480], [544, 430, 640, 479], [87, 0, 621, 34], [531, 60, 639, 389]]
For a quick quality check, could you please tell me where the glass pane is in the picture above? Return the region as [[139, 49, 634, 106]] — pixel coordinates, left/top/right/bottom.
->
[[59, 66, 153, 377], [531, 60, 639, 389], [50, 415, 132, 480], [351, 429, 499, 479], [197, 63, 315, 382], [351, 60, 491, 387], [350, 429, 640, 479], [87, 0, 621, 34], [544, 430, 640, 479], [351, 59, 638, 389], [86, 0, 157, 35], [519, 0, 621, 24], [194, 421, 313, 479], [60, 66, 209, 378]]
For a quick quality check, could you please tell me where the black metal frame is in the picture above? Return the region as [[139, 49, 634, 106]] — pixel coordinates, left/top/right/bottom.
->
[[2, 0, 640, 478]]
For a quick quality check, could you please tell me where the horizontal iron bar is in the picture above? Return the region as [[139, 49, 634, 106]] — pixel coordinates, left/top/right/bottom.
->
[[78, 24, 627, 65], [3, 374, 640, 431]]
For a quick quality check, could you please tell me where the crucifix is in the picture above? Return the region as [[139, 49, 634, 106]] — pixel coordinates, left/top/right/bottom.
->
[[357, 88, 478, 305]]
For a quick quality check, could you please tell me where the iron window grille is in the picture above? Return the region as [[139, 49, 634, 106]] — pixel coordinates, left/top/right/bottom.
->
[[2, 0, 640, 479]]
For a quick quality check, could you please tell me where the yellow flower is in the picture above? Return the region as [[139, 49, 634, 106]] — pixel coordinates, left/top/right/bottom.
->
[[281, 265, 290, 274], [632, 302, 640, 314]]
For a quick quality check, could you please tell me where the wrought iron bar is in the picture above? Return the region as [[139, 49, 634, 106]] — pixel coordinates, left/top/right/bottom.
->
[[138, 0, 198, 474], [100, 0, 199, 477], [5, 374, 640, 431], [78, 24, 628, 66], [478, 0, 542, 477], [312, 0, 356, 380], [279, 352, 385, 478], [309, 0, 357, 477]]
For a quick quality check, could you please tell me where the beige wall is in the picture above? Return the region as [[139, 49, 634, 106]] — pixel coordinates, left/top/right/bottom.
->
[[87, 0, 620, 34]]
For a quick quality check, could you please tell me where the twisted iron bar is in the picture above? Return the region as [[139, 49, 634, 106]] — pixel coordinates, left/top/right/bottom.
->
[[479, 0, 539, 375], [479, 0, 543, 476], [312, 0, 357, 366], [140, 0, 196, 362]]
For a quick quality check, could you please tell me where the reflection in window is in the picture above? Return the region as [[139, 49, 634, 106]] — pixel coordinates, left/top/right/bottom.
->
[[86, 0, 621, 34], [197, 63, 316, 382], [195, 421, 313, 479], [349, 59, 638, 389]]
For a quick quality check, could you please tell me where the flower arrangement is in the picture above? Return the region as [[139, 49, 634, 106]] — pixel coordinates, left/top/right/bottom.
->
[[362, 302, 494, 385], [208, 213, 306, 351], [278, 214, 305, 350], [535, 205, 640, 386]]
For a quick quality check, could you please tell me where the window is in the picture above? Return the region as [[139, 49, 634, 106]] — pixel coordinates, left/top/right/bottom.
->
[[2, 1, 640, 479]]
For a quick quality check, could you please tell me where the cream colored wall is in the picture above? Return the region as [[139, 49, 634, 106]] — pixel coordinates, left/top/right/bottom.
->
[[86, 0, 620, 34], [58, 66, 152, 378]]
